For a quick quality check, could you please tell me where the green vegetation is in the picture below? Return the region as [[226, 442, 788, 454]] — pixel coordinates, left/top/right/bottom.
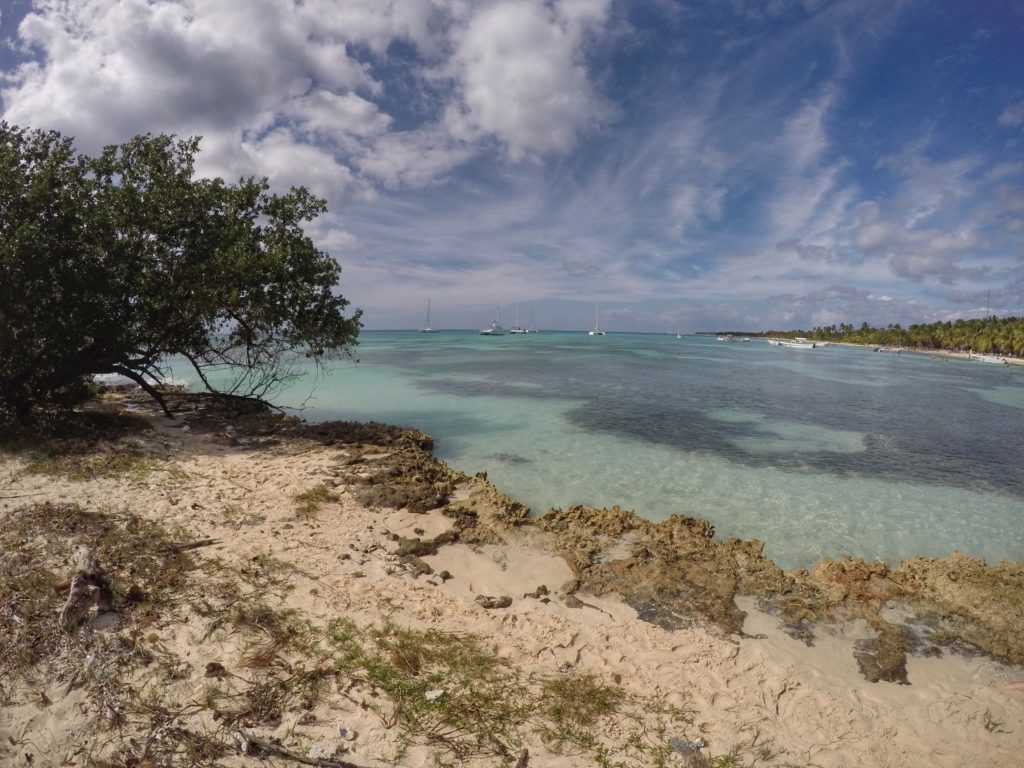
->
[[0, 123, 361, 423], [324, 619, 696, 766], [23, 451, 158, 481], [293, 482, 341, 519], [765, 315, 1024, 355]]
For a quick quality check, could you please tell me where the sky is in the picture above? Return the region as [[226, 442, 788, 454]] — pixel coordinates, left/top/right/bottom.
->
[[2, 0, 1024, 332]]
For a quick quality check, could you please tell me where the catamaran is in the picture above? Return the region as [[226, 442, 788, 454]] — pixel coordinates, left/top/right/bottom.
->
[[479, 303, 506, 335]]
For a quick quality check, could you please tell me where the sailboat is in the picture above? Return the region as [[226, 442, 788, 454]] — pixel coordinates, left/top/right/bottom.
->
[[479, 303, 506, 335], [509, 304, 527, 334], [420, 298, 438, 333], [588, 302, 605, 336]]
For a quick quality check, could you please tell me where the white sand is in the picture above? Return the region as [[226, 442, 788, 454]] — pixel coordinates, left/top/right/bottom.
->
[[2, 410, 1022, 767]]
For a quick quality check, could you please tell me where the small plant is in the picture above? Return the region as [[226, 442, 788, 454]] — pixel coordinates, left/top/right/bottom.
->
[[293, 483, 340, 519], [23, 451, 158, 481], [538, 674, 623, 752], [326, 619, 532, 759]]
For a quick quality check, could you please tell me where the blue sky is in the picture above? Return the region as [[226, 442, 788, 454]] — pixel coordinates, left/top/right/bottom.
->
[[2, 0, 1023, 332]]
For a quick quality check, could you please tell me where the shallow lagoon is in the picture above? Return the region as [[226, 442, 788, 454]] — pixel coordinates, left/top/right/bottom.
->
[[175, 332, 1024, 569]]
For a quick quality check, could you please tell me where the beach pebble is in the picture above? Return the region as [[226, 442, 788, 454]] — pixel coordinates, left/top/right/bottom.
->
[[339, 727, 357, 741], [668, 737, 705, 756], [307, 743, 334, 760], [475, 595, 513, 609], [425, 689, 445, 702]]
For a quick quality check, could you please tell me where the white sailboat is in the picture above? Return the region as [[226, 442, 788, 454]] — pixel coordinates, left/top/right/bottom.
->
[[588, 302, 605, 336], [479, 303, 506, 335], [420, 298, 438, 333], [509, 304, 527, 334]]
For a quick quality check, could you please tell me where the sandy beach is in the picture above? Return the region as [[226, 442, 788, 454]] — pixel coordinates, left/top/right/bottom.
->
[[2, 394, 1023, 767], [828, 342, 1024, 367]]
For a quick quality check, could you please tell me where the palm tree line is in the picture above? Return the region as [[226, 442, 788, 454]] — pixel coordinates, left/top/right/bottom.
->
[[762, 316, 1024, 356]]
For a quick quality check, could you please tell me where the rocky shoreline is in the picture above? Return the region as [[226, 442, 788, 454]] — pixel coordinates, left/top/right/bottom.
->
[[2, 393, 1023, 767]]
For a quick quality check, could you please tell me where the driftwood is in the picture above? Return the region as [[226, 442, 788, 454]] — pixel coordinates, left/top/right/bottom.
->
[[233, 730, 365, 767], [59, 546, 114, 632]]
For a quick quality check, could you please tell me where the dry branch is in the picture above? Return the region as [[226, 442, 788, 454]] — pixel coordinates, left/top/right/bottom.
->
[[234, 730, 366, 767]]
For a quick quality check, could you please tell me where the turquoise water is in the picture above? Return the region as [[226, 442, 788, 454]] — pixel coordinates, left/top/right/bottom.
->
[[174, 332, 1024, 569]]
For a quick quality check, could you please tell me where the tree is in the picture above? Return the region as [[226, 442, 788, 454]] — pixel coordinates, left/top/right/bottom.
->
[[0, 124, 362, 421]]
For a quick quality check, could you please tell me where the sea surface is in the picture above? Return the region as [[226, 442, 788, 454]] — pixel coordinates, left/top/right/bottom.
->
[[174, 332, 1024, 569]]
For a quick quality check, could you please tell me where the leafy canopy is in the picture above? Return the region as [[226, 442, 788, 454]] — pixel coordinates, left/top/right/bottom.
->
[[0, 123, 361, 420]]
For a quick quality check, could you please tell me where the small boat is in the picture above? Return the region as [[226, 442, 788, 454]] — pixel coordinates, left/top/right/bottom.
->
[[741, 337, 751, 343], [588, 302, 605, 336], [778, 338, 816, 349], [420, 298, 438, 333], [676, 332, 684, 339], [480, 303, 506, 335], [766, 339, 781, 346], [509, 304, 527, 334]]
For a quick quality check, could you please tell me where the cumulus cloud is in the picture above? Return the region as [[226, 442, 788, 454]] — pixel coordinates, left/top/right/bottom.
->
[[443, 0, 612, 160], [4, 1, 375, 150], [357, 129, 475, 189], [1, 0, 614, 196]]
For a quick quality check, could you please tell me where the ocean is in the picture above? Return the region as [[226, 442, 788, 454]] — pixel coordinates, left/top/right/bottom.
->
[[174, 331, 1024, 569]]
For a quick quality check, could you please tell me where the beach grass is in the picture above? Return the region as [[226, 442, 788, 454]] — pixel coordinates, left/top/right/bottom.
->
[[293, 482, 341, 519]]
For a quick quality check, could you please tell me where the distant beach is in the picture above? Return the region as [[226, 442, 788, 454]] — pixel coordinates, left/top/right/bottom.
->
[[830, 341, 1024, 366]]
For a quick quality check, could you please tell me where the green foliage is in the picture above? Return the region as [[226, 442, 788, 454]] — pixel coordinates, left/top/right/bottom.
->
[[324, 620, 702, 766], [0, 123, 361, 422], [293, 483, 341, 519], [326, 619, 533, 760], [764, 316, 1024, 356], [23, 451, 158, 482]]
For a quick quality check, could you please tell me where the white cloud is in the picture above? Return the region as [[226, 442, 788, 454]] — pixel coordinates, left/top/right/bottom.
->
[[285, 91, 393, 144], [998, 100, 1024, 128], [4, 0, 375, 151], [443, 0, 612, 160], [669, 183, 725, 231], [357, 128, 475, 188], [986, 161, 1024, 181], [239, 128, 358, 199]]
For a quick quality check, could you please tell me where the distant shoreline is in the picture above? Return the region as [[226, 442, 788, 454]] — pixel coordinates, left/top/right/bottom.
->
[[829, 341, 1024, 367]]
